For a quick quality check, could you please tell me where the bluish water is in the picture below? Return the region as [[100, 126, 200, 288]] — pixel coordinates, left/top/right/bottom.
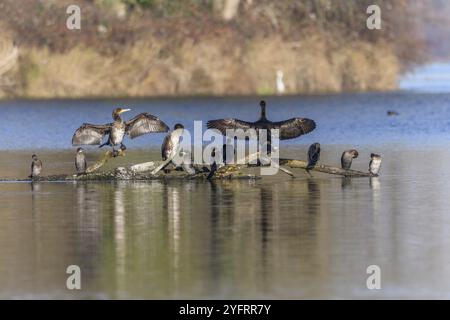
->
[[1, 92, 450, 150], [400, 62, 450, 93], [2, 64, 450, 299]]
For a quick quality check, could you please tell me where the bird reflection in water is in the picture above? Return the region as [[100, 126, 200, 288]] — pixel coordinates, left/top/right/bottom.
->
[[306, 178, 320, 216], [370, 177, 381, 215], [113, 182, 127, 293], [162, 182, 182, 289], [341, 177, 352, 189]]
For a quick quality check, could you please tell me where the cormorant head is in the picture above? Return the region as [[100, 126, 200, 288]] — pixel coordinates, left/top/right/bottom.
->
[[313, 142, 321, 150], [259, 100, 266, 118], [76, 147, 84, 154], [31, 154, 38, 161], [174, 123, 184, 130], [112, 107, 131, 120], [370, 153, 381, 159], [350, 149, 359, 158]]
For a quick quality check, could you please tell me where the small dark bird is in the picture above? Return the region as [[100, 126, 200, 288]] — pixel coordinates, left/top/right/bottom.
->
[[207, 148, 218, 180], [307, 143, 321, 170], [75, 147, 87, 174], [341, 149, 359, 170], [207, 100, 316, 154], [387, 111, 399, 116], [72, 107, 169, 152], [161, 124, 184, 161], [369, 153, 382, 175], [29, 154, 42, 179]]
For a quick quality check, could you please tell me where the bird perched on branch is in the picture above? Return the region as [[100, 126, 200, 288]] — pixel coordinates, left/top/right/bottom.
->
[[161, 123, 184, 173], [307, 143, 321, 171], [341, 149, 359, 170], [207, 100, 316, 155], [29, 154, 42, 179], [72, 108, 169, 154], [162, 124, 184, 161], [75, 147, 87, 175], [369, 153, 382, 175]]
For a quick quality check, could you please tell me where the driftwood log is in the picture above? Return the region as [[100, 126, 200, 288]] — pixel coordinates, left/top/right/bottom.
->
[[279, 159, 377, 177], [0, 151, 377, 182]]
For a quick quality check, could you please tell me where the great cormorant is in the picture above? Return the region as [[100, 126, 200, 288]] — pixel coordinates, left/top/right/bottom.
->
[[72, 108, 169, 152], [29, 154, 42, 178], [207, 100, 316, 154], [341, 149, 359, 170], [307, 143, 321, 170], [75, 147, 87, 174], [369, 153, 382, 175], [161, 124, 184, 161]]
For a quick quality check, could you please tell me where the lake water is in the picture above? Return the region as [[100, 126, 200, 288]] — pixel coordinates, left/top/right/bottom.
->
[[2, 64, 450, 299]]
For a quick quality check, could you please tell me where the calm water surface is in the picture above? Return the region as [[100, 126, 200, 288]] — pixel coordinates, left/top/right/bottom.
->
[[1, 90, 450, 299]]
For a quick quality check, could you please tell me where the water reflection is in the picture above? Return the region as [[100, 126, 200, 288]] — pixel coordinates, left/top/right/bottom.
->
[[3, 147, 450, 299]]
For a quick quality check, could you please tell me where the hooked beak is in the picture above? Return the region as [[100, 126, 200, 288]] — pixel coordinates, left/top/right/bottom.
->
[[119, 108, 131, 114]]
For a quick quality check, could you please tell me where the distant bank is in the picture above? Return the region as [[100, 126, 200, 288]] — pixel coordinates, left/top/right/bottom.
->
[[0, 0, 426, 99]]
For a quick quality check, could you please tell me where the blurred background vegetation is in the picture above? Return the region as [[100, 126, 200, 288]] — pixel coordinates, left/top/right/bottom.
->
[[0, 0, 448, 98]]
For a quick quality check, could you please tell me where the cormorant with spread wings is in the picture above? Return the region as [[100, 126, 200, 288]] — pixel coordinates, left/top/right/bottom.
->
[[207, 100, 316, 153], [72, 108, 169, 151]]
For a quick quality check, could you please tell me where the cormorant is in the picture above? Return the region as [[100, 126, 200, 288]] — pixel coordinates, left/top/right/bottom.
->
[[341, 149, 359, 170], [387, 111, 399, 116], [75, 147, 87, 174], [72, 108, 169, 152], [207, 100, 316, 154], [161, 124, 184, 173], [161, 124, 184, 161], [307, 143, 321, 170], [207, 148, 218, 180], [369, 153, 382, 175], [29, 154, 42, 178]]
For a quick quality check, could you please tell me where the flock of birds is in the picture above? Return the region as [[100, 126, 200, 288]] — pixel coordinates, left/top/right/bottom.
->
[[28, 100, 382, 179]]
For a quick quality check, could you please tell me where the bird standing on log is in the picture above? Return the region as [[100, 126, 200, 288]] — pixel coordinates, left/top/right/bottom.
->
[[307, 143, 321, 170], [161, 123, 184, 173], [369, 153, 382, 175], [207, 100, 316, 155], [161, 124, 184, 161], [29, 154, 42, 179], [75, 147, 87, 174], [341, 149, 359, 170], [72, 108, 169, 153]]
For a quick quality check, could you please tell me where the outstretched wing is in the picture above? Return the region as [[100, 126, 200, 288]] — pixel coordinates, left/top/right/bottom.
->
[[125, 113, 169, 139], [271, 118, 316, 140], [72, 123, 111, 146], [206, 118, 254, 135]]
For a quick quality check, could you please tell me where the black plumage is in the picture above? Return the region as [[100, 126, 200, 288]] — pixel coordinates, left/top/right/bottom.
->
[[307, 143, 321, 170], [207, 100, 316, 154]]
